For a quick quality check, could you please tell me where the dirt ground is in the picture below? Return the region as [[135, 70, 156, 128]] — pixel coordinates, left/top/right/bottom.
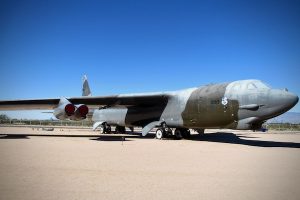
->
[[0, 127, 299, 200]]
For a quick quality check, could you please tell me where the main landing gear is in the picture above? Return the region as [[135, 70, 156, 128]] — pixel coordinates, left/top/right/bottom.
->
[[115, 126, 126, 134], [99, 124, 126, 134], [155, 123, 191, 140], [98, 123, 111, 134]]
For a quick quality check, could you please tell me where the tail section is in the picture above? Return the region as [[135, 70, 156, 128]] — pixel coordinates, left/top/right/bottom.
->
[[82, 75, 92, 96]]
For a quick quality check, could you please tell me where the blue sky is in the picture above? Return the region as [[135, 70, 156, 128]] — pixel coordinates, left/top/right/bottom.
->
[[0, 0, 300, 119]]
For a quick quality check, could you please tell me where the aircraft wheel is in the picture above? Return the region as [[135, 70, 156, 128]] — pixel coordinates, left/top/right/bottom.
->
[[182, 129, 191, 138], [120, 126, 126, 134], [174, 128, 183, 140], [163, 128, 172, 137], [186, 129, 191, 137], [196, 129, 205, 135], [156, 128, 164, 139], [115, 126, 126, 134], [106, 125, 111, 134], [129, 127, 134, 132], [115, 126, 120, 134], [99, 125, 105, 134]]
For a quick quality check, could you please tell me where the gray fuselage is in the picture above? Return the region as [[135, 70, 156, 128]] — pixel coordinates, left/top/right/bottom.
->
[[92, 80, 299, 130]]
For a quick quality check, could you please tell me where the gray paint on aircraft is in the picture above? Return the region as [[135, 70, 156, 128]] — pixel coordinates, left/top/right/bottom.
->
[[0, 79, 298, 135]]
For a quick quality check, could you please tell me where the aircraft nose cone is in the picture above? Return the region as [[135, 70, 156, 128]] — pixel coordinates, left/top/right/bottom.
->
[[290, 93, 299, 107], [283, 92, 299, 110], [268, 90, 299, 116]]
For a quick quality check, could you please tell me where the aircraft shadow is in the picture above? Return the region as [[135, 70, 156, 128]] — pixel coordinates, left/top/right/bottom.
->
[[90, 136, 131, 142], [0, 132, 155, 142], [0, 134, 29, 139], [2, 132, 298, 148], [188, 132, 300, 148], [0, 133, 100, 138], [90, 133, 155, 142]]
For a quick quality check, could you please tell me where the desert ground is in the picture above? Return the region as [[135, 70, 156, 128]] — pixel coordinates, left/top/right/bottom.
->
[[0, 126, 299, 200]]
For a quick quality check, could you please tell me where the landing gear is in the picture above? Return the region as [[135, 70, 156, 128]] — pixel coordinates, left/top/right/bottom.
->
[[98, 125, 105, 134], [129, 127, 134, 132], [174, 128, 190, 139], [106, 125, 111, 134], [155, 128, 164, 139], [195, 129, 205, 135], [115, 126, 126, 134], [154, 123, 190, 140], [181, 129, 191, 138], [155, 122, 173, 139], [98, 123, 111, 134], [174, 129, 183, 140]]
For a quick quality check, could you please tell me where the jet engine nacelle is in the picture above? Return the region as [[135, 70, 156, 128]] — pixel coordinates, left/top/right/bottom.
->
[[70, 104, 89, 120], [92, 107, 128, 126], [53, 98, 89, 120], [53, 103, 76, 120]]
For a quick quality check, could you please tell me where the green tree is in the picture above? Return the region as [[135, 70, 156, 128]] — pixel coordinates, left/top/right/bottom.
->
[[0, 114, 10, 120]]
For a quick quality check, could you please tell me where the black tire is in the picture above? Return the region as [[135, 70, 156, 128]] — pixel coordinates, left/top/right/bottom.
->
[[196, 129, 205, 135], [165, 128, 173, 137], [106, 125, 111, 134], [114, 126, 119, 134], [174, 129, 183, 140], [181, 129, 191, 138], [115, 126, 126, 134], [99, 125, 105, 134], [120, 126, 126, 134]]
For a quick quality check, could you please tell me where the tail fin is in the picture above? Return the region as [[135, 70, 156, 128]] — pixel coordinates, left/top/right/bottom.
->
[[82, 75, 92, 96]]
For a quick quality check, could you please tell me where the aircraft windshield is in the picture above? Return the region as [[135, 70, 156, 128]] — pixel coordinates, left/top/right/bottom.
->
[[252, 81, 271, 89]]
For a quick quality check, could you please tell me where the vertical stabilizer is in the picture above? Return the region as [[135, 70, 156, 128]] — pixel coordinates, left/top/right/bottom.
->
[[82, 75, 92, 96]]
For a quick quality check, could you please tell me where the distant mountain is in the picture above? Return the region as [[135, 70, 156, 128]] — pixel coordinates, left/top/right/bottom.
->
[[267, 112, 300, 124]]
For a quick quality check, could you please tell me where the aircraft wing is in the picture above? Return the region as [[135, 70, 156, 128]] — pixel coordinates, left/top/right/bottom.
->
[[0, 93, 169, 110]]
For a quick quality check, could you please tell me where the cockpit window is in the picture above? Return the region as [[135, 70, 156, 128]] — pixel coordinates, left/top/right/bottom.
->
[[247, 83, 257, 90], [253, 81, 271, 89], [232, 83, 241, 91]]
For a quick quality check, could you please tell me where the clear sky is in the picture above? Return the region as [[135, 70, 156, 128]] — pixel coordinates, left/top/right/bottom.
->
[[0, 0, 300, 119]]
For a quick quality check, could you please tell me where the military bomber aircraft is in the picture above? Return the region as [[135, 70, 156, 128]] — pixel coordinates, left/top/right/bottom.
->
[[0, 77, 298, 139]]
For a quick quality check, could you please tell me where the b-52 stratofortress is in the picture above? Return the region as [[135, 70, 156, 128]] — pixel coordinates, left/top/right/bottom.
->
[[0, 77, 298, 139]]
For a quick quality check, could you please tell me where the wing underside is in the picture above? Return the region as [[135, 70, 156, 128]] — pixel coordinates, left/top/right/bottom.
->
[[0, 94, 169, 110]]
